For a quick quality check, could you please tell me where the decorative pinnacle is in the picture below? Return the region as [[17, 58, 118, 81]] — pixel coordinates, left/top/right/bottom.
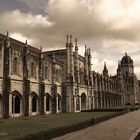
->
[[70, 34, 72, 43], [25, 40, 28, 47], [75, 38, 77, 46], [85, 45, 87, 50], [66, 34, 69, 44], [89, 48, 91, 55], [25, 40, 27, 44], [85, 45, 87, 55], [103, 61, 108, 72], [7, 31, 9, 37]]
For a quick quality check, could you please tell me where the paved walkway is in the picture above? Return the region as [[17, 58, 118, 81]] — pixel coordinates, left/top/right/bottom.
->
[[53, 110, 140, 140]]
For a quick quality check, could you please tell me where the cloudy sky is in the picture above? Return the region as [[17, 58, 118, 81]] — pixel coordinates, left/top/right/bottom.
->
[[0, 0, 140, 77]]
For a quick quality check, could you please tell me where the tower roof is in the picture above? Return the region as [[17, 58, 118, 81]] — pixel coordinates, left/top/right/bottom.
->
[[103, 62, 108, 72], [103, 62, 108, 77], [121, 52, 133, 66]]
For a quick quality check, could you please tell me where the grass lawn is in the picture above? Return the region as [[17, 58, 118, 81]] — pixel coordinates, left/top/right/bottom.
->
[[0, 111, 123, 140]]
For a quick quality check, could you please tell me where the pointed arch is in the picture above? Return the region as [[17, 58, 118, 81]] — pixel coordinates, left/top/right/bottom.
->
[[81, 92, 86, 110], [57, 94, 61, 112], [46, 93, 51, 112], [12, 91, 22, 115], [31, 92, 38, 113]]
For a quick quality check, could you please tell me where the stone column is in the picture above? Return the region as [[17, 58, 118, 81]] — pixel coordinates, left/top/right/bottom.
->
[[22, 43, 30, 117], [39, 82, 45, 115], [9, 93, 12, 117], [51, 84, 57, 114], [23, 79, 30, 116], [79, 96, 81, 111], [66, 83, 74, 113], [39, 49, 45, 115], [29, 94, 32, 116], [2, 36, 11, 119]]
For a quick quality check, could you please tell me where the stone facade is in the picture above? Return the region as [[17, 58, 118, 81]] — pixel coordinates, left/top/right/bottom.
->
[[0, 32, 140, 118]]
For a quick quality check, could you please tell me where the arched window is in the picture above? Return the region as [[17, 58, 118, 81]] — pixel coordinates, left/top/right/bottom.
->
[[32, 93, 38, 113], [12, 92, 22, 114], [79, 68, 84, 84], [46, 94, 51, 111], [81, 93, 86, 110], [30, 62, 36, 78], [56, 70, 61, 83], [13, 57, 18, 74], [32, 95, 37, 112], [57, 94, 61, 111], [45, 66, 49, 80]]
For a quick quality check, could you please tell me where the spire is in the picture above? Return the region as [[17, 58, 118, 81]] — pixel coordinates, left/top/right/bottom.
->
[[117, 60, 122, 75], [75, 38, 77, 46], [85, 45, 87, 56], [40, 45, 44, 59], [66, 34, 69, 44], [75, 38, 78, 51], [70, 34, 72, 44], [66, 34, 70, 48], [104, 62, 107, 71], [88, 48, 91, 58], [103, 61, 108, 77], [5, 31, 10, 47]]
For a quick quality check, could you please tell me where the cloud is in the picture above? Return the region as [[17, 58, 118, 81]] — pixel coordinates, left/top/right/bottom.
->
[[0, 0, 140, 77], [18, 0, 48, 15]]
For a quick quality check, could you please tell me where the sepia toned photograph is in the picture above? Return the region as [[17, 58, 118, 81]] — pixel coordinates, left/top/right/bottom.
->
[[0, 0, 140, 140]]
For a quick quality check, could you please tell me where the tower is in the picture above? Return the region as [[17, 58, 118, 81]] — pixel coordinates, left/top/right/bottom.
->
[[66, 34, 74, 82], [2, 31, 11, 118], [120, 52, 134, 77], [84, 45, 88, 84], [120, 52, 136, 104], [103, 62, 108, 77], [74, 38, 79, 83]]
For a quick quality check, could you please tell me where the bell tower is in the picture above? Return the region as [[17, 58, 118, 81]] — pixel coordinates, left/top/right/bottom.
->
[[120, 52, 134, 77]]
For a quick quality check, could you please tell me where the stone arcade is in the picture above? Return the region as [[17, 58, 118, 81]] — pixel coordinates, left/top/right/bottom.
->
[[0, 32, 140, 118]]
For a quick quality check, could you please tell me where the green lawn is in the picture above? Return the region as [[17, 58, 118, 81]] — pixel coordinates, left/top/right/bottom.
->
[[0, 112, 122, 140]]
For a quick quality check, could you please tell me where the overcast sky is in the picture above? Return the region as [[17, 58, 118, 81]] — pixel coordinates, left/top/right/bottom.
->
[[0, 0, 140, 78]]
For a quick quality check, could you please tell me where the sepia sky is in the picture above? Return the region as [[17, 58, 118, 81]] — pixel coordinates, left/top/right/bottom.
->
[[0, 0, 140, 78]]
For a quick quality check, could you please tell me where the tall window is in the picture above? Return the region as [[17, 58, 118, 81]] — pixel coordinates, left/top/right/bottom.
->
[[13, 57, 18, 74], [32, 95, 37, 112], [57, 95, 61, 111], [46, 94, 51, 111], [12, 93, 21, 114], [30, 62, 36, 78], [45, 66, 49, 80], [79, 68, 84, 84], [56, 70, 61, 83]]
